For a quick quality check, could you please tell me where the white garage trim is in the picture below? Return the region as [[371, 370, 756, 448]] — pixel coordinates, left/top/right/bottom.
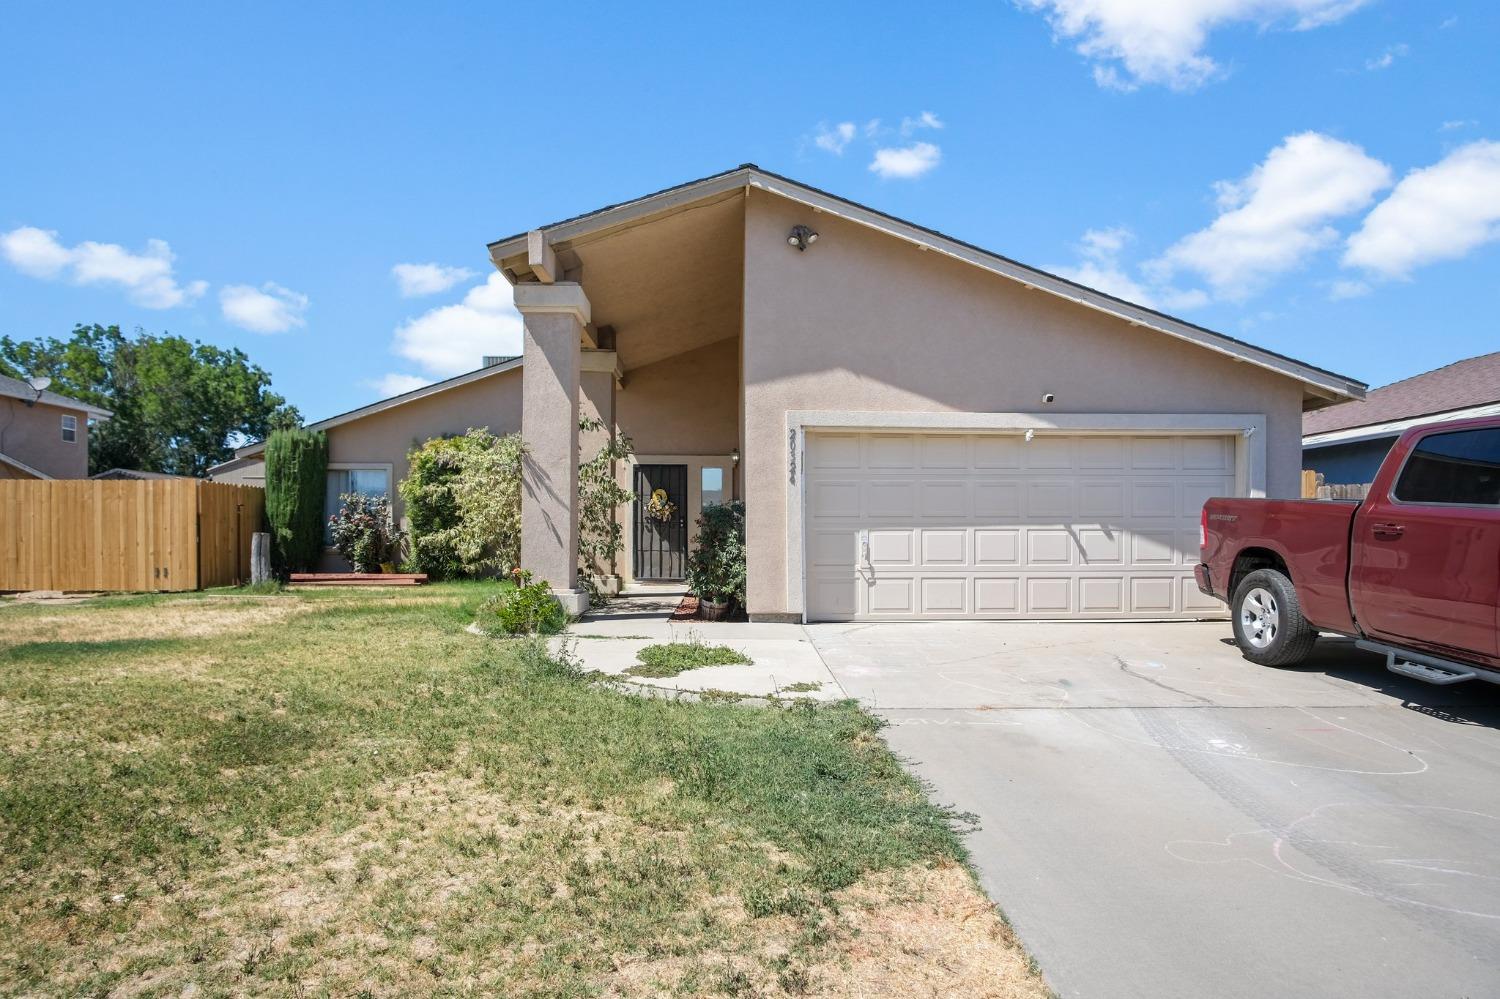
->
[[785, 411, 1266, 620]]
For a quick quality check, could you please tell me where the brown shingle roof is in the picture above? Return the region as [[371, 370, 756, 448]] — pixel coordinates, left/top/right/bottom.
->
[[1304, 352, 1500, 436]]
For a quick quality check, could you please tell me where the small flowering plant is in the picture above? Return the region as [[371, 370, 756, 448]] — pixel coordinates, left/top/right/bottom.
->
[[329, 492, 403, 572]]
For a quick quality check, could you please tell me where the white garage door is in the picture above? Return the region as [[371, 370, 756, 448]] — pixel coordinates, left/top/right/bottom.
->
[[804, 431, 1234, 621]]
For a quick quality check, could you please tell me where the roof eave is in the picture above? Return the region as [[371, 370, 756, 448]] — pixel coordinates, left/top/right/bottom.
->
[[486, 166, 1365, 403]]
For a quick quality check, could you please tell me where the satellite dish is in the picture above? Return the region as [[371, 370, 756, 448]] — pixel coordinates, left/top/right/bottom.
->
[[26, 376, 52, 393]]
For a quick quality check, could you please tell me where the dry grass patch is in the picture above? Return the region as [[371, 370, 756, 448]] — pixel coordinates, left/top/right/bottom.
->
[[0, 583, 1049, 998]]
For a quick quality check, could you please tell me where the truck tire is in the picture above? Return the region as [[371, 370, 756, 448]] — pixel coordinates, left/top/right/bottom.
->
[[1230, 568, 1318, 667]]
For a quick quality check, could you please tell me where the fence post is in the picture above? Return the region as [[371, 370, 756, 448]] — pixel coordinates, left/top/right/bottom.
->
[[251, 532, 272, 585]]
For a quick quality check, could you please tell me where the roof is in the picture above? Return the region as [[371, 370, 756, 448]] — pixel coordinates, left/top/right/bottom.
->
[[488, 164, 1366, 405], [211, 356, 522, 469], [0, 451, 51, 479], [90, 468, 193, 480], [0, 373, 112, 419], [1303, 352, 1500, 440]]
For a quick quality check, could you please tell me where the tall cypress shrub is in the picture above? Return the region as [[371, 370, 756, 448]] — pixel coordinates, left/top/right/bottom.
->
[[264, 428, 328, 573]]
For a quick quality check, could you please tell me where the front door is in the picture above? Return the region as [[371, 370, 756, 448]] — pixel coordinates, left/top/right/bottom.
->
[[633, 464, 688, 580]]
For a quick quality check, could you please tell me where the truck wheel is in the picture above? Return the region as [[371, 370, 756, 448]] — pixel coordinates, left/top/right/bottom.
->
[[1231, 568, 1318, 667]]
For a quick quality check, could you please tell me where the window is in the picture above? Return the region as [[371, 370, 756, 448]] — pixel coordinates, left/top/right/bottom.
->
[[1394, 427, 1500, 506], [701, 466, 725, 507], [61, 414, 77, 443], [324, 467, 391, 542]]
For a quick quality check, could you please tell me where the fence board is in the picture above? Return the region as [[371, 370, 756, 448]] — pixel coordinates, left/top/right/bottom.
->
[[0, 479, 265, 592]]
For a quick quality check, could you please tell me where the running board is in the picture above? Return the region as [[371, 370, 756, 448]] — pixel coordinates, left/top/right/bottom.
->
[[1355, 640, 1500, 686]]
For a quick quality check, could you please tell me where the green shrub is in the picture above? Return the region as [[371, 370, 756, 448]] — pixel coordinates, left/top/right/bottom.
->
[[263, 429, 328, 573], [476, 571, 568, 635], [577, 416, 634, 606], [399, 429, 524, 579], [685, 501, 746, 606]]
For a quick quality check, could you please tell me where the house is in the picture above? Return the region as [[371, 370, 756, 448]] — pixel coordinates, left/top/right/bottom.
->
[[0, 374, 111, 480], [90, 468, 194, 481], [1303, 352, 1500, 487], [214, 164, 1366, 620]]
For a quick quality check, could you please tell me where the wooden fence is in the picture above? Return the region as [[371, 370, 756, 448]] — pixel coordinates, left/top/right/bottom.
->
[[1301, 470, 1371, 501], [0, 479, 265, 592]]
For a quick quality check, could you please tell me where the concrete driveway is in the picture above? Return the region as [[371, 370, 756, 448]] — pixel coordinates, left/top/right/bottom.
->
[[807, 621, 1500, 999]]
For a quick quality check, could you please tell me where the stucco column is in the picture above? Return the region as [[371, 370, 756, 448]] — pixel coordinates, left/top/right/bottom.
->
[[515, 282, 591, 615]]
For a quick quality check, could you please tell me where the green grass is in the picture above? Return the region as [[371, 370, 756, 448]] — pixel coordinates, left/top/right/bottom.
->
[[779, 681, 824, 694], [627, 637, 754, 678], [0, 583, 1007, 997]]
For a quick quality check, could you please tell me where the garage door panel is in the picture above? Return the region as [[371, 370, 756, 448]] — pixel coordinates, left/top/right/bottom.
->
[[1080, 577, 1125, 613], [975, 529, 1020, 564], [1026, 578, 1072, 613], [867, 481, 915, 518], [806, 431, 1234, 621], [867, 435, 916, 467], [868, 530, 914, 565], [920, 435, 969, 468], [920, 481, 968, 518], [1027, 481, 1075, 517], [868, 576, 915, 614], [975, 577, 1020, 612], [921, 577, 967, 614], [921, 530, 967, 565], [974, 481, 1021, 518], [1027, 529, 1075, 565]]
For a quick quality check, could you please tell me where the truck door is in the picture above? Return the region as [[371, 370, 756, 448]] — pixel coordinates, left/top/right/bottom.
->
[[1350, 425, 1500, 661]]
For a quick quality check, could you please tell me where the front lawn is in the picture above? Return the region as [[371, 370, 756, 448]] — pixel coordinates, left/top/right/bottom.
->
[[0, 584, 1047, 997]]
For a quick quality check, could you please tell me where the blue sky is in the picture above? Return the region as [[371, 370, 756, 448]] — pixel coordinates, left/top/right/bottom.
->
[[2, 1, 1497, 421]]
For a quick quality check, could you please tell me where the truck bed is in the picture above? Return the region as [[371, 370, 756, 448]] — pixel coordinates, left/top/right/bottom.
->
[[1202, 497, 1360, 635]]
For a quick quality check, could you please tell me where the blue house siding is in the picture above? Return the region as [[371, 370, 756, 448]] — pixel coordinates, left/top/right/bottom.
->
[[1302, 436, 1397, 485]]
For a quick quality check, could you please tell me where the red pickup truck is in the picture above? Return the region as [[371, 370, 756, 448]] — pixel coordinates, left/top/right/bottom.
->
[[1198, 415, 1500, 686]]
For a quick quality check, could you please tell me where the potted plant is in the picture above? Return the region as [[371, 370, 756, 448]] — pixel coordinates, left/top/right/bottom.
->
[[685, 501, 745, 620]]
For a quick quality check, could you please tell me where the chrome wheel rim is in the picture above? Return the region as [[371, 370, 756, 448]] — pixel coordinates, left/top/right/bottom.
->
[[1240, 587, 1279, 649]]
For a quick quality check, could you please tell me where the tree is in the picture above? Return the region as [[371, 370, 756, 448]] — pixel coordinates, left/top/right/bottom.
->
[[0, 324, 301, 476], [264, 429, 328, 574]]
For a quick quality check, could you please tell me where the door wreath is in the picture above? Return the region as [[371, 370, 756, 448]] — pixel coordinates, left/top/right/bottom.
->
[[646, 487, 677, 523]]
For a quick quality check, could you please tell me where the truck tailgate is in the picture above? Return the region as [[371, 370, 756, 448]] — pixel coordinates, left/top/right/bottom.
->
[[1203, 498, 1359, 634]]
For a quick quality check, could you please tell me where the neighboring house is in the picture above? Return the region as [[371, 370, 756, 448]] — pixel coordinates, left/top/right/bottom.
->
[[1303, 352, 1500, 486], [90, 468, 193, 481], [215, 164, 1365, 620], [0, 374, 111, 480]]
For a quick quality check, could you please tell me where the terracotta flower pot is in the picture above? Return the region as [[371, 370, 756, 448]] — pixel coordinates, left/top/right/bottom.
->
[[699, 598, 730, 621]]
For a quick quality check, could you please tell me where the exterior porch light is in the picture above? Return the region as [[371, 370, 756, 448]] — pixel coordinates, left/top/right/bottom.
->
[[787, 225, 818, 251], [731, 447, 740, 465]]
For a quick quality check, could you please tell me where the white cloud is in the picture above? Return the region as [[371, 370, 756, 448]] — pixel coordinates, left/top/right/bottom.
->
[[0, 226, 207, 308], [1364, 43, 1408, 70], [869, 142, 942, 180], [1343, 140, 1500, 279], [391, 262, 475, 297], [220, 282, 309, 333], [900, 111, 944, 135], [1329, 278, 1371, 299], [1016, 0, 1370, 90], [1053, 226, 1159, 306], [1440, 119, 1477, 132], [814, 121, 857, 155], [1149, 131, 1391, 299], [367, 373, 431, 397], [392, 272, 524, 377]]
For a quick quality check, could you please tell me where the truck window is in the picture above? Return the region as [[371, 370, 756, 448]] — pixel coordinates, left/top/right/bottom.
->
[[1393, 427, 1500, 506]]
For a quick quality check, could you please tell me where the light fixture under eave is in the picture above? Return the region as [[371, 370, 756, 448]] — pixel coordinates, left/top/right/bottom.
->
[[731, 447, 740, 465], [787, 224, 818, 252]]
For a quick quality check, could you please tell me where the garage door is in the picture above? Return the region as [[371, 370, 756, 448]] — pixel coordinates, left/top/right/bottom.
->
[[804, 431, 1234, 621]]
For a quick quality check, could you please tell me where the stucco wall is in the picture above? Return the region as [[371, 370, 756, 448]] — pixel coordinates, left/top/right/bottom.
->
[[740, 188, 1306, 617], [213, 367, 523, 529], [616, 336, 739, 455], [0, 397, 90, 478]]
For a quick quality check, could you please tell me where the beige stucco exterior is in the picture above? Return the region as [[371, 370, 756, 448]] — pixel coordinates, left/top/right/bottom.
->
[[221, 167, 1355, 610], [737, 188, 1305, 618], [0, 397, 91, 479]]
